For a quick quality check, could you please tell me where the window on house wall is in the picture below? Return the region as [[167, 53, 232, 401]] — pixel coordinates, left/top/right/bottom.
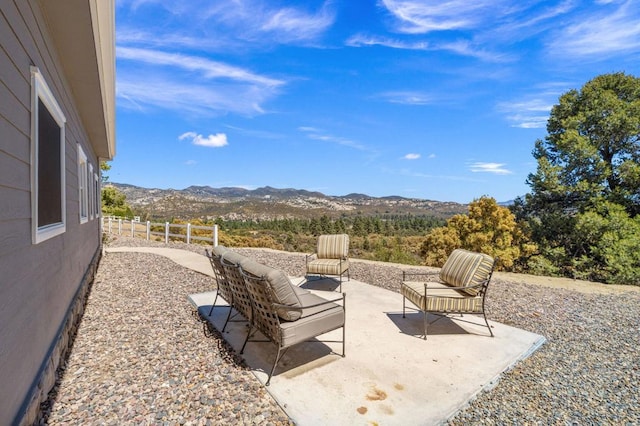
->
[[94, 173, 100, 218], [88, 163, 94, 220], [78, 144, 88, 223], [31, 66, 66, 243]]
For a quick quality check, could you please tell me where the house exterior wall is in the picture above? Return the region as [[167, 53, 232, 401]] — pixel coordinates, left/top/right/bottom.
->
[[0, 1, 112, 424]]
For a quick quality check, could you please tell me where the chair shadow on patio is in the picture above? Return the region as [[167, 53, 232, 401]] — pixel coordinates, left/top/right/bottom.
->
[[386, 311, 494, 338], [196, 295, 344, 381], [298, 277, 342, 292]]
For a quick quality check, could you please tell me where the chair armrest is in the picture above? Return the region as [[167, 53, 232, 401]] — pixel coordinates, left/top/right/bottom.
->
[[433, 281, 486, 291], [402, 271, 439, 281], [272, 293, 345, 317], [305, 253, 318, 264], [422, 282, 486, 296]]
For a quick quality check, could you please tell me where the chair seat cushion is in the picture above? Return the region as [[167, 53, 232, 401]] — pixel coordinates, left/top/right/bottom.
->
[[306, 259, 349, 276], [240, 259, 303, 321], [293, 284, 310, 297], [280, 293, 344, 348], [401, 281, 482, 313], [439, 249, 494, 296]]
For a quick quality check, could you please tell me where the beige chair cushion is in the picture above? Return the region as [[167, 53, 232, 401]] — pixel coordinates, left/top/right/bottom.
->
[[240, 259, 303, 321], [401, 281, 482, 313], [220, 249, 247, 266], [439, 249, 494, 296], [306, 258, 349, 276], [279, 293, 344, 348], [293, 285, 310, 297], [211, 245, 228, 257], [316, 234, 349, 259]]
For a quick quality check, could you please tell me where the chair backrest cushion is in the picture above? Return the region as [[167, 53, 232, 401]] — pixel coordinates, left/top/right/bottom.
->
[[220, 249, 248, 267], [211, 245, 228, 257], [439, 249, 494, 296], [316, 234, 349, 259], [240, 259, 303, 321]]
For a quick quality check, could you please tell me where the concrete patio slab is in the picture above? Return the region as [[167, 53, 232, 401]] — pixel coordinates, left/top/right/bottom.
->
[[189, 278, 545, 426], [106, 246, 545, 424]]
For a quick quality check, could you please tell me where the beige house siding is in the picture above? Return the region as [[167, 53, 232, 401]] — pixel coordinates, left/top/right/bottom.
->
[[0, 1, 114, 424]]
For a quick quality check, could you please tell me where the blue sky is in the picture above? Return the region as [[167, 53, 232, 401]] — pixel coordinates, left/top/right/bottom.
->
[[113, 0, 640, 203]]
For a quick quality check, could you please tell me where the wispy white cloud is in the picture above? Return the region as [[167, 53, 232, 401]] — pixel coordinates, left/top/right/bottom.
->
[[117, 47, 283, 87], [116, 47, 284, 115], [377, 91, 435, 105], [437, 40, 513, 62], [380, 0, 503, 33], [346, 34, 429, 50], [298, 126, 320, 132], [117, 77, 272, 115], [346, 34, 507, 62], [548, 1, 640, 59], [373, 0, 582, 63], [299, 127, 367, 150], [497, 98, 553, 129], [471, 1, 574, 47], [184, 160, 197, 165], [496, 83, 565, 129], [469, 162, 513, 174], [179, 132, 229, 148], [378, 0, 574, 38], [118, 1, 335, 54], [404, 153, 421, 160], [199, 0, 335, 44], [116, 28, 233, 51], [259, 4, 335, 42]]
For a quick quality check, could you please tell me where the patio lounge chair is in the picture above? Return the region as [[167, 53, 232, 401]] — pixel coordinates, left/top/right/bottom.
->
[[401, 249, 496, 340], [238, 259, 346, 386], [305, 234, 350, 292], [217, 251, 256, 340], [205, 246, 235, 332]]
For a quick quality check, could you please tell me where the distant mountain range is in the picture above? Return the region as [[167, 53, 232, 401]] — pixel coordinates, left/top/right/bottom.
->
[[109, 182, 470, 221]]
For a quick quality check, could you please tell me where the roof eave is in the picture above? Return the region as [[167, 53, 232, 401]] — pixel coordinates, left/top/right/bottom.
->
[[39, 0, 116, 160]]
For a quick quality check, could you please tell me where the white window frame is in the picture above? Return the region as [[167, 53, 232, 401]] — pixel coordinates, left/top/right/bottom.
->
[[87, 163, 96, 220], [31, 66, 66, 244], [78, 144, 89, 223], [88, 162, 94, 220], [94, 172, 100, 218]]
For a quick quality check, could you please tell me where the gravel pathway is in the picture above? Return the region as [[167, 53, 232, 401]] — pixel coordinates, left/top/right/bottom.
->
[[42, 236, 640, 424]]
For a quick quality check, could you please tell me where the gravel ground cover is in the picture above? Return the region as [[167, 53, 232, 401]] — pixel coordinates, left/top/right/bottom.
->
[[42, 235, 640, 424]]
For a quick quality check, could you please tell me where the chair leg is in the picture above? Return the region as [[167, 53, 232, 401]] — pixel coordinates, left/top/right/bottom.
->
[[221, 306, 233, 332], [266, 346, 283, 386], [483, 312, 494, 337], [423, 310, 428, 340], [208, 292, 219, 316], [342, 296, 346, 357], [240, 325, 253, 354], [402, 295, 406, 318]]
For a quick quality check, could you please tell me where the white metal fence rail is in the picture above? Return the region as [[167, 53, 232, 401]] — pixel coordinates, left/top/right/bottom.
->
[[101, 217, 218, 246]]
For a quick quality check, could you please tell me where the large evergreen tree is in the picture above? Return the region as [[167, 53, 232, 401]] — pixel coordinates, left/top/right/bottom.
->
[[524, 72, 640, 215], [516, 72, 640, 283]]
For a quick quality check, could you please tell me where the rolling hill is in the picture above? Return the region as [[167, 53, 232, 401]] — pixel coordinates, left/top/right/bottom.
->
[[109, 183, 468, 221]]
